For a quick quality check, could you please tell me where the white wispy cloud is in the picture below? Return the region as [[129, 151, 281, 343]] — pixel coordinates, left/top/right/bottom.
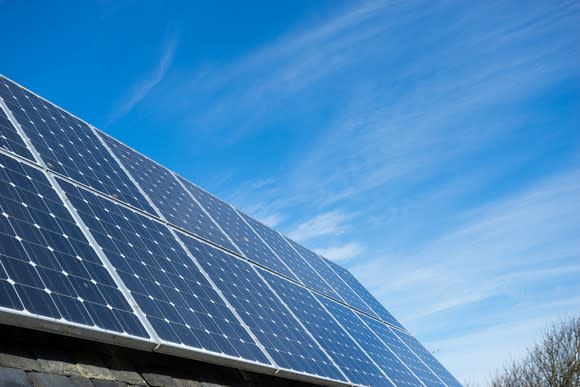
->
[[315, 242, 363, 263], [108, 35, 178, 123], [287, 210, 350, 242]]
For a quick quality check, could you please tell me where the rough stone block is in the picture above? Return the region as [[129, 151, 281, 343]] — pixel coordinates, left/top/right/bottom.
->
[[141, 372, 177, 387], [0, 352, 40, 372], [0, 367, 32, 386], [109, 369, 145, 385], [173, 378, 202, 387], [68, 375, 94, 387], [74, 363, 114, 381], [35, 359, 79, 377], [92, 380, 128, 387], [27, 372, 75, 387]]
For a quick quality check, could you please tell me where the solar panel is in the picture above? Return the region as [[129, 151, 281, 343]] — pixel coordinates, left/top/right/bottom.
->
[[183, 235, 346, 382], [176, 176, 300, 282], [361, 315, 446, 386], [284, 237, 380, 318], [261, 269, 394, 386], [0, 151, 150, 341], [0, 103, 34, 160], [0, 75, 461, 387], [317, 296, 427, 387], [0, 76, 155, 213], [59, 178, 270, 365], [100, 132, 236, 252], [393, 329, 463, 387], [239, 212, 342, 299], [326, 258, 404, 329]]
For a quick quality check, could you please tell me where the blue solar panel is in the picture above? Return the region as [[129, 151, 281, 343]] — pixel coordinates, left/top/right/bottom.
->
[[182, 235, 345, 382], [177, 176, 299, 282], [0, 76, 155, 213], [394, 329, 462, 387], [239, 213, 342, 298], [101, 133, 236, 252], [326, 259, 404, 329], [0, 152, 149, 338], [317, 295, 425, 386], [0, 75, 462, 386], [260, 269, 392, 386], [0, 105, 34, 160], [361, 316, 445, 386], [59, 179, 269, 364], [284, 237, 378, 317]]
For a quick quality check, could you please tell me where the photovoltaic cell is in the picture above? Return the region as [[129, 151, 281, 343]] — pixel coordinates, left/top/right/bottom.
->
[[240, 213, 340, 298], [0, 152, 148, 338], [394, 329, 463, 387], [0, 76, 155, 213], [261, 269, 391, 387], [0, 106, 34, 160], [177, 176, 299, 282], [101, 133, 236, 251], [317, 296, 424, 387], [59, 179, 269, 364], [327, 259, 404, 329], [362, 315, 445, 386], [285, 237, 378, 317], [182, 235, 345, 382]]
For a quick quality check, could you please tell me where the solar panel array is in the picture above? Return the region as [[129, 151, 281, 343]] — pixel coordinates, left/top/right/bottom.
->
[[0, 75, 461, 387]]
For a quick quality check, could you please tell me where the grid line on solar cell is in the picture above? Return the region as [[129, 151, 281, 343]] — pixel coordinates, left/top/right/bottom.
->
[[238, 211, 342, 299], [98, 132, 237, 252], [361, 316, 443, 386], [326, 258, 405, 330], [0, 76, 155, 213], [0, 100, 35, 160], [181, 235, 346, 383], [58, 178, 271, 366], [284, 237, 379, 318], [317, 295, 429, 387], [0, 151, 150, 339], [177, 176, 300, 282], [260, 269, 393, 387], [393, 329, 462, 387]]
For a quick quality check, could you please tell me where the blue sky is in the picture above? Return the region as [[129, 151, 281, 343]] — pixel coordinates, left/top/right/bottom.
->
[[1, 0, 579, 383]]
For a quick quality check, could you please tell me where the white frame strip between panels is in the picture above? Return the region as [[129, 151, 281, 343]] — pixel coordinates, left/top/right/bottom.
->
[[92, 127, 278, 367]]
